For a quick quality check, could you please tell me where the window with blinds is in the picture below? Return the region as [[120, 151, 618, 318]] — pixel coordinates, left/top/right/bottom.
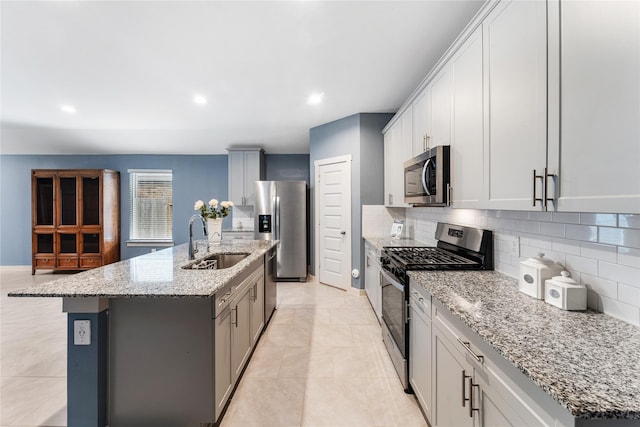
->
[[128, 170, 173, 243]]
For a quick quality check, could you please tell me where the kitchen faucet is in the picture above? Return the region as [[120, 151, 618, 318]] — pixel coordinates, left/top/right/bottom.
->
[[188, 214, 208, 260]]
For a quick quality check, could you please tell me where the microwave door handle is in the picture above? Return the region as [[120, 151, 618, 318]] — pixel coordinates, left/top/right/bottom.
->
[[422, 159, 432, 196]]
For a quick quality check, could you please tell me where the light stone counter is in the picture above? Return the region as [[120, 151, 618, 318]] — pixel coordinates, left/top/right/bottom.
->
[[9, 240, 277, 298], [409, 270, 640, 420]]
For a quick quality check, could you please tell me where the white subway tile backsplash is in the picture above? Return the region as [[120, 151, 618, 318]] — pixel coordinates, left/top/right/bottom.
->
[[618, 247, 640, 268], [580, 242, 617, 262], [551, 238, 581, 256], [598, 261, 640, 288], [619, 214, 640, 229], [564, 254, 598, 277], [380, 206, 640, 326], [540, 222, 565, 238], [551, 212, 580, 224], [598, 296, 640, 326], [581, 273, 618, 299], [520, 234, 553, 250], [618, 283, 640, 308], [528, 211, 553, 222], [566, 224, 598, 242], [580, 213, 617, 227], [599, 227, 640, 249], [518, 220, 541, 234]]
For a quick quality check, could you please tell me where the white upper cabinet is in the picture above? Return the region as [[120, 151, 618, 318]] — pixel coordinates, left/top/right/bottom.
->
[[450, 26, 484, 208], [428, 66, 453, 149], [551, 0, 640, 213], [412, 66, 453, 157], [383, 121, 406, 207], [413, 89, 429, 156], [401, 107, 414, 163], [482, 0, 548, 211], [228, 149, 265, 206]]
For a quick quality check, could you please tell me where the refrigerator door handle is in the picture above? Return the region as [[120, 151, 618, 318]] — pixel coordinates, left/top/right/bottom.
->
[[275, 196, 280, 241]]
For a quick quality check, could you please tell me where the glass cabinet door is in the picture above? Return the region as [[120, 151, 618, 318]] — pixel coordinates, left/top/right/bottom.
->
[[82, 176, 100, 225], [35, 177, 54, 226], [59, 233, 77, 254], [36, 234, 54, 253], [59, 177, 77, 225]]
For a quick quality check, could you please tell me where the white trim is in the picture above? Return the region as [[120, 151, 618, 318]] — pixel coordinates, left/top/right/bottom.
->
[[347, 287, 367, 297], [314, 154, 352, 168], [126, 240, 174, 247], [127, 169, 172, 174]]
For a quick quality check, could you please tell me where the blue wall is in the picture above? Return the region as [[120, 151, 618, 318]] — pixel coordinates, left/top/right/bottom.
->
[[309, 113, 392, 289], [0, 154, 309, 265]]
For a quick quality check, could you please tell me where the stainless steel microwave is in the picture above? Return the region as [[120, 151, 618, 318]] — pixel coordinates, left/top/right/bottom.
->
[[403, 145, 450, 206]]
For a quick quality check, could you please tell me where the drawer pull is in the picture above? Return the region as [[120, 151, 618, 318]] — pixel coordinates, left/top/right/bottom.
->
[[469, 377, 480, 418], [461, 369, 471, 407], [457, 337, 484, 363]]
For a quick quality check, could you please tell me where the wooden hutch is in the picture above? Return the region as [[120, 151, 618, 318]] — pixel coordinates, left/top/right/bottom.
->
[[31, 169, 120, 274]]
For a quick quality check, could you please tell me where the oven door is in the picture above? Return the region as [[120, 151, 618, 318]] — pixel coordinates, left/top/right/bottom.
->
[[381, 269, 406, 357]]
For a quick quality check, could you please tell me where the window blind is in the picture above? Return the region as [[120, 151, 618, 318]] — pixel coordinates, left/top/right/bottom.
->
[[129, 170, 173, 241]]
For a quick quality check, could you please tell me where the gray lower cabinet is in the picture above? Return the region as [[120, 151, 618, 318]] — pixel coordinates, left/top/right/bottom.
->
[[409, 284, 432, 422], [432, 318, 474, 427], [231, 282, 253, 382], [250, 268, 265, 345], [109, 259, 266, 426], [217, 262, 266, 417], [431, 302, 549, 427], [215, 304, 233, 420]]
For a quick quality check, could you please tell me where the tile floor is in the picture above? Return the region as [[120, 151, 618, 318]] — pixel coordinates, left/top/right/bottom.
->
[[1, 267, 427, 427]]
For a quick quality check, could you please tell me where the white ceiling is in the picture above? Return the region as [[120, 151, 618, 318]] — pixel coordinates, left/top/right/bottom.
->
[[0, 0, 484, 155]]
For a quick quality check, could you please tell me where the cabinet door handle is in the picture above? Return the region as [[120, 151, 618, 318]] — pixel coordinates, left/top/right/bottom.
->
[[462, 369, 471, 408], [253, 283, 257, 302], [544, 167, 557, 208], [457, 337, 484, 363], [469, 377, 480, 418], [232, 306, 238, 327], [532, 169, 544, 207]]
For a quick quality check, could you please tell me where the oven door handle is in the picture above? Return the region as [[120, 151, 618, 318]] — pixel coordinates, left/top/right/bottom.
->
[[381, 269, 404, 292], [421, 158, 432, 196]]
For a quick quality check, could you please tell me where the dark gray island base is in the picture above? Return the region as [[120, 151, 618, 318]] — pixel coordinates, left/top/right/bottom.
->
[[10, 240, 278, 427]]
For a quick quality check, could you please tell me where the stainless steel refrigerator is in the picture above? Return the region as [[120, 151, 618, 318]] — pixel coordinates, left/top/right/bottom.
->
[[254, 181, 307, 282]]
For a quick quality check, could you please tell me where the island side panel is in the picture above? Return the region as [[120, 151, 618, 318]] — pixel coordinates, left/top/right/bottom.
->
[[109, 297, 214, 427], [67, 311, 108, 427]]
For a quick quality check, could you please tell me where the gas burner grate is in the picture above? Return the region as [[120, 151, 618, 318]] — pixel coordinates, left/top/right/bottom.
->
[[384, 246, 478, 267]]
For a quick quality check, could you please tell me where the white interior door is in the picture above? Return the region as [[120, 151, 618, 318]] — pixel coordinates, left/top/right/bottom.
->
[[315, 156, 351, 291]]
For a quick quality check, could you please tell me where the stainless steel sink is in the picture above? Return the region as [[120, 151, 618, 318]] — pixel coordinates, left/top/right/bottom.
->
[[182, 253, 250, 270]]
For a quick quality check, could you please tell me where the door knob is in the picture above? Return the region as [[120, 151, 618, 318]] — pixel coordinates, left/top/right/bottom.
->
[[340, 231, 346, 235]]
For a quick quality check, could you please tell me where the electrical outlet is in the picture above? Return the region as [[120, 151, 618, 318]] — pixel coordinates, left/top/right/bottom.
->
[[509, 236, 520, 257], [74, 320, 91, 346]]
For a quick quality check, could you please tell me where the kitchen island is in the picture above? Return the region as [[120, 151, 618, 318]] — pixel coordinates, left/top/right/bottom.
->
[[410, 269, 640, 426], [9, 240, 278, 427]]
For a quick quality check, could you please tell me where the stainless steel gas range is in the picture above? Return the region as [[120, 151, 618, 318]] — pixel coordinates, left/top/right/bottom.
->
[[379, 222, 493, 392]]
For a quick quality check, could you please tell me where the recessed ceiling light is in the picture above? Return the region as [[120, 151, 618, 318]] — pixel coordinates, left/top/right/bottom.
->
[[307, 93, 324, 105], [60, 104, 77, 114], [193, 95, 207, 105]]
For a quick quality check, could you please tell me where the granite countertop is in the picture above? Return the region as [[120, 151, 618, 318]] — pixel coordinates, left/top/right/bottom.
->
[[409, 270, 640, 420], [363, 236, 427, 252], [9, 240, 277, 298]]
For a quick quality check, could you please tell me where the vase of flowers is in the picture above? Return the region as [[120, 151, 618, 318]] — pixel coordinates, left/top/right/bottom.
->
[[194, 199, 233, 243]]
